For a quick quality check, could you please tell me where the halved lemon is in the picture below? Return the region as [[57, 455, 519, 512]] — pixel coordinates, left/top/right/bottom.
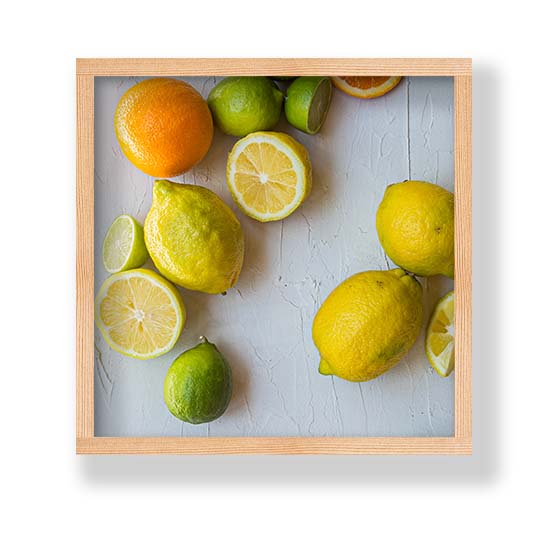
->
[[332, 76, 402, 99], [226, 131, 312, 222], [95, 268, 186, 359], [425, 291, 455, 377]]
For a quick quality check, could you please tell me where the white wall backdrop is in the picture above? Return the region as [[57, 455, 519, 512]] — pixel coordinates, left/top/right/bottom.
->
[[0, 1, 530, 535]]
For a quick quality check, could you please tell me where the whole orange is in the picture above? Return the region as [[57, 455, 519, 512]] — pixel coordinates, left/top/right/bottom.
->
[[114, 78, 213, 178]]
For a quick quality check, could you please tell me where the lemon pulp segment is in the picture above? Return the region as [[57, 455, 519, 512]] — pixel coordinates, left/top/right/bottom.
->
[[426, 291, 455, 377]]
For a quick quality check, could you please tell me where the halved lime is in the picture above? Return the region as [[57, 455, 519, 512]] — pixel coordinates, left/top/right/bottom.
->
[[425, 291, 455, 377], [102, 214, 148, 273], [284, 77, 332, 134]]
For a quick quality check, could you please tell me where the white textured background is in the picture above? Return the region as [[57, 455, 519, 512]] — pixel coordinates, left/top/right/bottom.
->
[[94, 76, 454, 437]]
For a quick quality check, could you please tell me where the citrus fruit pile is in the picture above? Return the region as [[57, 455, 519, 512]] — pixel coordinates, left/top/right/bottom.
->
[[96, 73, 454, 427]]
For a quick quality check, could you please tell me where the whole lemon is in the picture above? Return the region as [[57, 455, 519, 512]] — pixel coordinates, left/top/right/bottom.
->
[[312, 269, 423, 382], [144, 180, 244, 294], [114, 78, 213, 178], [376, 180, 454, 278]]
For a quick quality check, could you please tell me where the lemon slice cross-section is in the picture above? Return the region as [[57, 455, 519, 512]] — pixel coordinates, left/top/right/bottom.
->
[[226, 131, 312, 222], [95, 268, 185, 359], [425, 290, 455, 377]]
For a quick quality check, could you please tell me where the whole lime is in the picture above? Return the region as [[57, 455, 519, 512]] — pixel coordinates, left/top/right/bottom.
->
[[208, 77, 283, 136], [163, 338, 233, 424]]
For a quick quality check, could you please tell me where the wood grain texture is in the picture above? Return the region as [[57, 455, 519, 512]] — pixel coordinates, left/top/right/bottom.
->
[[76, 59, 472, 454], [76, 58, 471, 77], [454, 76, 472, 441], [76, 75, 95, 439], [77, 436, 471, 455]]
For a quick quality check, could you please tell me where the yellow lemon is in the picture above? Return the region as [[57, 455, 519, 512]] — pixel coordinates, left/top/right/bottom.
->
[[144, 180, 244, 294], [226, 131, 312, 222], [426, 291, 455, 377], [312, 269, 423, 382], [376, 180, 455, 278], [95, 268, 186, 359]]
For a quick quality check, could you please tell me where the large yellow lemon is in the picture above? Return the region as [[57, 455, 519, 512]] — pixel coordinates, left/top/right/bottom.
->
[[144, 181, 244, 294], [312, 269, 423, 382]]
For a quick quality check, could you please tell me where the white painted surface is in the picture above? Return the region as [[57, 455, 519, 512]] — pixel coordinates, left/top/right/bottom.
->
[[94, 76, 454, 437]]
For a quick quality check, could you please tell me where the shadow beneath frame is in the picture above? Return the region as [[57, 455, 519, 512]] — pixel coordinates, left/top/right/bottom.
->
[[80, 65, 502, 488]]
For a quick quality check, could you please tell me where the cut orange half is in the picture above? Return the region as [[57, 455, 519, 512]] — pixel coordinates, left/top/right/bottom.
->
[[332, 76, 402, 99], [226, 131, 312, 222]]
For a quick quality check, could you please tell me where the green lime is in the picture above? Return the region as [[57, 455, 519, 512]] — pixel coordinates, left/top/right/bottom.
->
[[102, 214, 148, 273], [163, 338, 233, 424], [284, 77, 332, 134], [208, 77, 283, 136]]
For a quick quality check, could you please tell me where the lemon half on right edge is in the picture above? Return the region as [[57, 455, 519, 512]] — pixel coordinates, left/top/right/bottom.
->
[[226, 131, 312, 222], [425, 290, 455, 377]]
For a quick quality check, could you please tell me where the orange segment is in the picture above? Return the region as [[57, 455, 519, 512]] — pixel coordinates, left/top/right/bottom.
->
[[332, 76, 402, 99]]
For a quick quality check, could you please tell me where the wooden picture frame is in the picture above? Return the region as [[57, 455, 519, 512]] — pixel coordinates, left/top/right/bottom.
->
[[77, 58, 472, 455]]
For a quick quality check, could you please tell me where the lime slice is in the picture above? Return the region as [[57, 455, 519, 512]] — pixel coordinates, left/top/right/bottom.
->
[[425, 291, 455, 377], [95, 268, 186, 359], [284, 77, 332, 134], [226, 131, 312, 222], [103, 214, 148, 273]]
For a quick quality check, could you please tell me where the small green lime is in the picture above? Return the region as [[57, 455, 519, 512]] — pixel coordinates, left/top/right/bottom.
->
[[208, 77, 283, 136], [284, 77, 332, 134], [102, 214, 148, 273], [163, 338, 233, 424]]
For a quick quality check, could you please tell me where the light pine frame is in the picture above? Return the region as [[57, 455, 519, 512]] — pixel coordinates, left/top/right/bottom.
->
[[76, 58, 472, 455]]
